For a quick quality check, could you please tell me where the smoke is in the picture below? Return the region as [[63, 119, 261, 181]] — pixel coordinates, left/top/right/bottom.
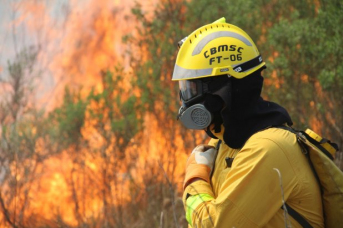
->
[[0, 0, 158, 110]]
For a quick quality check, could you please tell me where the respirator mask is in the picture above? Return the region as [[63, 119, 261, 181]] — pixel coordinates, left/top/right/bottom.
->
[[177, 75, 230, 130]]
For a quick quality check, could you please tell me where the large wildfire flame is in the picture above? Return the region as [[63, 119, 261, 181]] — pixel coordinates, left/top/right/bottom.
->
[[1, 0, 197, 226]]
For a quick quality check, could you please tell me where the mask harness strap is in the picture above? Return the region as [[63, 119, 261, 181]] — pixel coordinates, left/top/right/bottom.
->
[[205, 127, 218, 139]]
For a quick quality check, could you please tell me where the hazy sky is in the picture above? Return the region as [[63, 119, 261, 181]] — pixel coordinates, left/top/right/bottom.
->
[[0, 1, 16, 69], [0, 0, 74, 108], [0, 0, 69, 77]]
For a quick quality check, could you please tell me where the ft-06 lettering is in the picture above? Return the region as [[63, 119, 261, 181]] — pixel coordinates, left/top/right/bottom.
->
[[203, 45, 244, 65]]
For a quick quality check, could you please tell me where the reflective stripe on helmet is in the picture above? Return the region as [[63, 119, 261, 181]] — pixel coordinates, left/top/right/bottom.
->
[[192, 31, 253, 56], [173, 54, 264, 80], [173, 64, 213, 80]]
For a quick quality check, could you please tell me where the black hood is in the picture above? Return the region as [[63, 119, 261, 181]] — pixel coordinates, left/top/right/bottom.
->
[[220, 71, 293, 149]]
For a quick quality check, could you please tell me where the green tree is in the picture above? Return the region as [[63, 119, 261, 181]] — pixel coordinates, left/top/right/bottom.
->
[[0, 47, 54, 227], [46, 69, 141, 227]]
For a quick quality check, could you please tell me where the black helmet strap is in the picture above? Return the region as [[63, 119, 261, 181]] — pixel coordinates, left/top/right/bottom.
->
[[233, 55, 265, 73]]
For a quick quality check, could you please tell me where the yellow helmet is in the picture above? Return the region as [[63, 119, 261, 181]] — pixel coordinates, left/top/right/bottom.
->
[[172, 17, 265, 81]]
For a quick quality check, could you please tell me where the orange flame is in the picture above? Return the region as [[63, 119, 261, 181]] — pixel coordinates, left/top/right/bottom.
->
[[1, 0, 197, 226]]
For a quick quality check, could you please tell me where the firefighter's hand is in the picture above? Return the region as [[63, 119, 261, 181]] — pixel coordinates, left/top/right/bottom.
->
[[183, 145, 217, 189]]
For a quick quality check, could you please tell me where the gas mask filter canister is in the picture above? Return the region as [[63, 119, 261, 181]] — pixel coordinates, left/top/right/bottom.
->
[[177, 103, 213, 130]]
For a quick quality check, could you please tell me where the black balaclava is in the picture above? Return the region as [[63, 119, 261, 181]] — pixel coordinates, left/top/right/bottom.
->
[[203, 76, 232, 136], [208, 70, 293, 149]]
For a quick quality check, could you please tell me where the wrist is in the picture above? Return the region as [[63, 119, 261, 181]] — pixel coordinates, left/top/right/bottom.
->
[[184, 177, 206, 189]]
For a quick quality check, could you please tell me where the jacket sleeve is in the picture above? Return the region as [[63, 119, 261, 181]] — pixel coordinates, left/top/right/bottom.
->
[[182, 137, 299, 228]]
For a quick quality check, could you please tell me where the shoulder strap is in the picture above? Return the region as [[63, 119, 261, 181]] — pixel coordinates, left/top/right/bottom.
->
[[283, 203, 313, 228], [210, 140, 222, 179], [275, 125, 336, 160], [216, 140, 222, 150], [274, 124, 297, 133]]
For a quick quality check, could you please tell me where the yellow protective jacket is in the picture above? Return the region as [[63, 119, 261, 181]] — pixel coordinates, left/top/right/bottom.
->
[[183, 127, 324, 228]]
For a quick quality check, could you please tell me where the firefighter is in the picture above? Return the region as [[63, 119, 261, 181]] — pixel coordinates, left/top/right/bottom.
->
[[172, 17, 324, 228]]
